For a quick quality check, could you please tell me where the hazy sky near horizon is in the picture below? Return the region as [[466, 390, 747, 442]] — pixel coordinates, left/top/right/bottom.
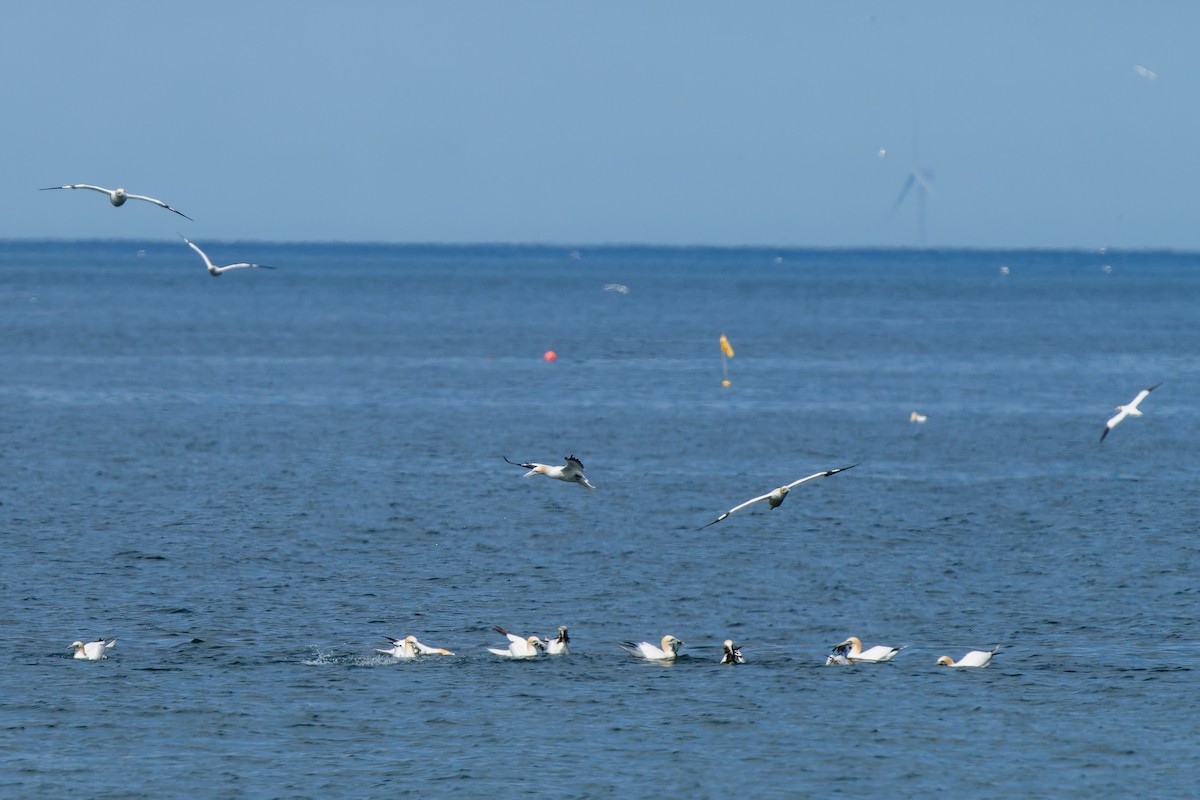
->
[[4, 2, 1197, 248]]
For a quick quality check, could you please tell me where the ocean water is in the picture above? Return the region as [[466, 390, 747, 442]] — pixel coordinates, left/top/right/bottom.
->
[[1, 241, 1197, 798]]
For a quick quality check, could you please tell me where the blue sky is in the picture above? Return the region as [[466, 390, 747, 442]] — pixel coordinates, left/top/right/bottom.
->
[[4, 2, 1196, 248]]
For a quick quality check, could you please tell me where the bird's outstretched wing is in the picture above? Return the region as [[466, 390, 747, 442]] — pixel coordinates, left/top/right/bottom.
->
[[126, 192, 193, 220], [503, 456, 534, 469], [699, 491, 776, 529], [41, 184, 109, 194], [783, 463, 858, 490]]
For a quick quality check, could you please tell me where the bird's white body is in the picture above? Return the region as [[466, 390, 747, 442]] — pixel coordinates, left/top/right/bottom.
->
[[910, 411, 928, 424], [936, 647, 999, 668], [488, 627, 545, 658], [543, 626, 570, 655], [620, 635, 683, 661], [181, 236, 275, 277], [1101, 383, 1161, 442], [721, 639, 745, 665], [833, 636, 903, 663], [71, 638, 116, 660], [505, 455, 595, 490], [699, 464, 857, 528], [376, 635, 454, 659], [41, 184, 192, 220]]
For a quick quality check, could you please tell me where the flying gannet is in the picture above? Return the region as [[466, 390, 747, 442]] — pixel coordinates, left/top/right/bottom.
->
[[1101, 382, 1162, 442], [699, 464, 857, 529], [935, 647, 999, 668], [180, 235, 276, 277], [832, 636, 904, 663], [41, 184, 192, 220], [504, 455, 595, 490], [619, 635, 684, 661], [488, 626, 545, 658], [70, 638, 116, 661]]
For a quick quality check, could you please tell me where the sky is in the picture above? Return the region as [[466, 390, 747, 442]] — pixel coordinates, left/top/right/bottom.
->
[[3, 2, 1197, 249]]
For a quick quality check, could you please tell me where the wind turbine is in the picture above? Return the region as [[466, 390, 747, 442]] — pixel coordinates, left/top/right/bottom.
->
[[889, 159, 934, 246]]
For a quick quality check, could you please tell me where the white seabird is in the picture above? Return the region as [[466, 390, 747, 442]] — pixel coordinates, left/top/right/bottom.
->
[[936, 647, 999, 668], [543, 626, 570, 655], [825, 652, 853, 666], [720, 639, 745, 665], [70, 638, 116, 660], [699, 464, 857, 529], [181, 236, 276, 277], [1101, 382, 1162, 442], [376, 635, 454, 659], [41, 184, 192, 220], [910, 411, 928, 424], [504, 455, 595, 490], [619, 635, 684, 661], [488, 626, 545, 658], [832, 636, 904, 663]]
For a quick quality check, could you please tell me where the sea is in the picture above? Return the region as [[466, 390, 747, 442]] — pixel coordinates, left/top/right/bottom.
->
[[0, 241, 1196, 798]]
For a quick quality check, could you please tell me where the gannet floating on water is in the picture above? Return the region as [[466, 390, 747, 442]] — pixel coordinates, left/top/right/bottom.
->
[[542, 626, 570, 655], [720, 639, 745, 665], [504, 455, 595, 490], [832, 636, 904, 663], [70, 638, 116, 660], [376, 635, 454, 659], [1101, 382, 1162, 442], [488, 626, 545, 658], [910, 411, 928, 424], [619, 635, 684, 661], [41, 184, 192, 220], [936, 647, 999, 668], [699, 464, 857, 529], [180, 236, 276, 277]]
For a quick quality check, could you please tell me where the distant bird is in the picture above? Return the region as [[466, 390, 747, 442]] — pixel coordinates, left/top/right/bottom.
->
[[832, 636, 904, 663], [936, 647, 999, 668], [376, 635, 454, 659], [1134, 64, 1157, 81], [70, 638, 116, 661], [543, 626, 570, 655], [41, 184, 192, 220], [180, 236, 275, 277], [1101, 382, 1162, 442], [603, 283, 630, 294], [619, 635, 684, 662], [504, 455, 595, 490], [698, 464, 857, 529], [910, 411, 928, 424], [487, 626, 545, 659], [720, 639, 745, 665]]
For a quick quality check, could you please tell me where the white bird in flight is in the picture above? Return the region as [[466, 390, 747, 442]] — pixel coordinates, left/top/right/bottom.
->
[[1101, 382, 1161, 442], [720, 639, 745, 665], [504, 455, 595, 490], [699, 464, 857, 529], [41, 184, 192, 220], [180, 236, 276, 277], [542, 626, 570, 655], [619, 635, 684, 661], [488, 626, 545, 658], [832, 636, 904, 663], [70, 638, 116, 660], [376, 635, 454, 659], [936, 647, 999, 668]]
